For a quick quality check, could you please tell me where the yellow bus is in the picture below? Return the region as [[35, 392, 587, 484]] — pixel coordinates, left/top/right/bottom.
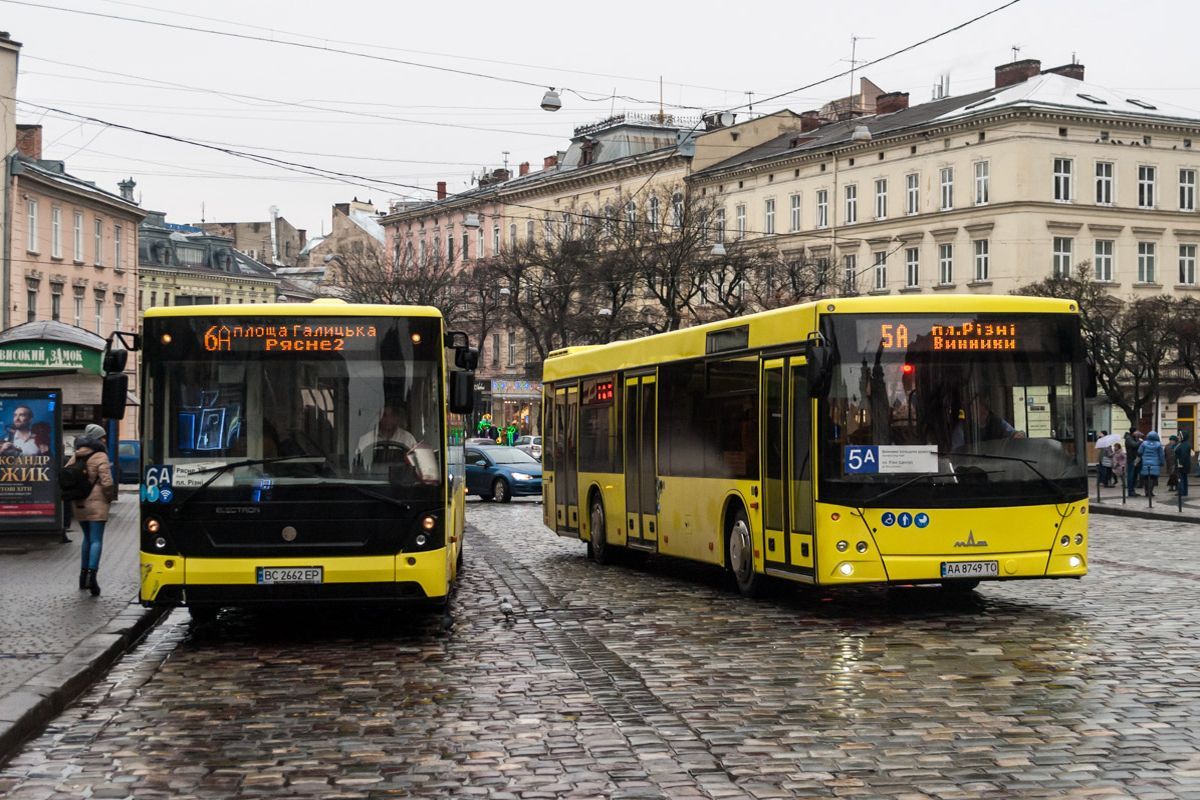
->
[[133, 300, 477, 619], [541, 295, 1091, 595]]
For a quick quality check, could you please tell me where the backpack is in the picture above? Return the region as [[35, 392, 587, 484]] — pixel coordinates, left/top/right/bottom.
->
[[59, 453, 97, 502]]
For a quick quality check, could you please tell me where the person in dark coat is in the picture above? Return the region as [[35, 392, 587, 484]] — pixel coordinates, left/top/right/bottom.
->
[[66, 424, 116, 596]]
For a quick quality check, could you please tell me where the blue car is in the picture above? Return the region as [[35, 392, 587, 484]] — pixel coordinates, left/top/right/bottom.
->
[[117, 440, 141, 484], [465, 445, 542, 503]]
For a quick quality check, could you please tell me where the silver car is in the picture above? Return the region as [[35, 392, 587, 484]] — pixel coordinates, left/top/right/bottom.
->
[[515, 435, 542, 460]]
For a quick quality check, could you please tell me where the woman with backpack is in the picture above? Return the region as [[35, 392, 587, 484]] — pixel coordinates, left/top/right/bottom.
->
[[65, 424, 115, 596]]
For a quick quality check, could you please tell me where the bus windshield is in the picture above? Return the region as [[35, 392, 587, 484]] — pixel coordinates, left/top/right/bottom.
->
[[818, 313, 1087, 507], [145, 315, 444, 499]]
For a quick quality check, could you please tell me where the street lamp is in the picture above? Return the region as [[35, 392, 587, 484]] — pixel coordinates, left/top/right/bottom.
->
[[540, 88, 562, 112]]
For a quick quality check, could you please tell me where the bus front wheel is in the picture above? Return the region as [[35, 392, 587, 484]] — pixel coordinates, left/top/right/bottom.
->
[[588, 496, 611, 565], [727, 509, 763, 598]]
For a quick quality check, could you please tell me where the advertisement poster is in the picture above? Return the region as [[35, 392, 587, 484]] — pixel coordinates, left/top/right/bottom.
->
[[0, 388, 63, 533]]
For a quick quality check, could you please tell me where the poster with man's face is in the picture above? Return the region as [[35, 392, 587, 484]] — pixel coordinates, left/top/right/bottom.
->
[[0, 389, 63, 532]]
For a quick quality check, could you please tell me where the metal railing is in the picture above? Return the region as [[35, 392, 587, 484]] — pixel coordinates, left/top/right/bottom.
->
[[1094, 467, 1191, 513]]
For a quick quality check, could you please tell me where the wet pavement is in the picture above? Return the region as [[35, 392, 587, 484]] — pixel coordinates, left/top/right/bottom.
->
[[1, 499, 1199, 799]]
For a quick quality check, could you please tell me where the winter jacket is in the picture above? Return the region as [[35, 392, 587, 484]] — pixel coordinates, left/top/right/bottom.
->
[[1112, 448, 1127, 473], [1176, 441, 1193, 472], [67, 437, 116, 521], [1138, 431, 1165, 477]]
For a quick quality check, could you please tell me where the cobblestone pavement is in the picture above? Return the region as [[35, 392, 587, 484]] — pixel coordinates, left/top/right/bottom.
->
[[2, 499, 1199, 799]]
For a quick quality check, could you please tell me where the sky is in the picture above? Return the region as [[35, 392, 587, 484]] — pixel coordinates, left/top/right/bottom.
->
[[4, 0, 1200, 237]]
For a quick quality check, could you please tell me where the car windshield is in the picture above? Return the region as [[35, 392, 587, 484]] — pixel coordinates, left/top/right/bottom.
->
[[818, 313, 1087, 507], [145, 315, 444, 500], [485, 447, 538, 465]]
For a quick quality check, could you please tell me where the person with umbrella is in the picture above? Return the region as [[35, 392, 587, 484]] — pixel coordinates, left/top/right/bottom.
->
[[1095, 431, 1121, 488]]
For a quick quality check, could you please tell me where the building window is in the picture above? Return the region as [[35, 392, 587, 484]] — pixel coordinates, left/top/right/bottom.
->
[[906, 173, 919, 215], [506, 223, 516, 250], [1180, 169, 1197, 212], [843, 254, 857, 292], [26, 279, 38, 323], [94, 297, 104, 334], [648, 196, 660, 231], [492, 223, 500, 253], [94, 219, 103, 265], [114, 295, 124, 330], [1137, 241, 1156, 283], [816, 190, 828, 228], [1094, 239, 1114, 282], [939, 167, 954, 210], [1138, 165, 1157, 208], [789, 194, 801, 232], [418, 238, 427, 263], [50, 207, 62, 258], [50, 283, 62, 321], [73, 212, 83, 261], [735, 203, 746, 239], [461, 232, 470, 261], [114, 225, 122, 268], [973, 239, 990, 281], [477, 228, 485, 259], [525, 220, 534, 242], [73, 285, 85, 327], [844, 185, 857, 224], [715, 208, 726, 242], [507, 330, 516, 367], [26, 199, 38, 252], [938, 243, 953, 285], [764, 198, 775, 235], [625, 200, 637, 227], [491, 333, 500, 367], [672, 192, 684, 227], [1053, 158, 1073, 202], [1180, 244, 1197, 285], [1052, 236, 1073, 278], [974, 161, 989, 205], [446, 232, 455, 263], [1095, 161, 1114, 205], [872, 251, 887, 290], [905, 247, 919, 288], [874, 179, 887, 220]]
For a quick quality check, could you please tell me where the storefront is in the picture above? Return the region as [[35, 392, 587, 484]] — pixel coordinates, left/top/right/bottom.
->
[[0, 321, 134, 447], [490, 378, 542, 436]]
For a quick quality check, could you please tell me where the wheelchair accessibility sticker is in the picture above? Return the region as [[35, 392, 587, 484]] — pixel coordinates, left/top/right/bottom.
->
[[880, 511, 932, 528]]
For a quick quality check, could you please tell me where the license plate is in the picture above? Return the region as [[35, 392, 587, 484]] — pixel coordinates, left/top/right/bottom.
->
[[256, 566, 323, 584], [940, 560, 999, 578]]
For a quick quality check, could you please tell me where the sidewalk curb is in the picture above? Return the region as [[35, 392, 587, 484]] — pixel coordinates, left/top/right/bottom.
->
[[1090, 502, 1199, 524], [0, 602, 168, 766]]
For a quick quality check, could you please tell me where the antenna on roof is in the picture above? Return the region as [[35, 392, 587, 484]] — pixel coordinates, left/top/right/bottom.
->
[[502, 151, 510, 171], [200, 201, 205, 224], [1011, 44, 1021, 62]]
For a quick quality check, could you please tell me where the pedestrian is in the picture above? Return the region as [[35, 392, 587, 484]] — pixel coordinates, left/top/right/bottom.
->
[[1138, 430, 1165, 500], [1124, 428, 1142, 495], [65, 423, 115, 596], [1165, 435, 1179, 492], [1172, 434, 1192, 498], [1097, 432, 1113, 488], [1111, 442, 1126, 487]]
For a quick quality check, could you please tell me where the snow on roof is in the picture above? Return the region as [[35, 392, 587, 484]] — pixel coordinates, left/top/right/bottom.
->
[[299, 234, 327, 256], [348, 209, 386, 245]]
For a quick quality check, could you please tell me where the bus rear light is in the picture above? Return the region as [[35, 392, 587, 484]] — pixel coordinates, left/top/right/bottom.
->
[[836, 540, 849, 552], [837, 562, 854, 576]]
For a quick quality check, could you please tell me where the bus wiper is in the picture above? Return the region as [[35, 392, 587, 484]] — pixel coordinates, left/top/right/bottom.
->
[[938, 451, 1070, 502], [171, 454, 319, 514], [860, 472, 966, 507]]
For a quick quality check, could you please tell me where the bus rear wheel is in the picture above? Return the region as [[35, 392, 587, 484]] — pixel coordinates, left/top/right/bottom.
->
[[727, 509, 763, 598], [588, 496, 612, 565]]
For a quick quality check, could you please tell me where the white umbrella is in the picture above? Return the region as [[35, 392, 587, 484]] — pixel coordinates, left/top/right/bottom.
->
[[1095, 433, 1121, 449]]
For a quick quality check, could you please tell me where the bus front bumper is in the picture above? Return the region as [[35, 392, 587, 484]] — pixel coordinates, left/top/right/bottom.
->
[[821, 550, 1087, 584], [139, 550, 450, 607]]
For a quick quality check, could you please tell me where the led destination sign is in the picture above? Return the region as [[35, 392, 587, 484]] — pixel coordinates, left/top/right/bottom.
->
[[859, 320, 1023, 353], [202, 323, 380, 353]]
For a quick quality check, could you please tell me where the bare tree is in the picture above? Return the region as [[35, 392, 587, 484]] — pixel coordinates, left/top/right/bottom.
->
[[328, 245, 469, 323]]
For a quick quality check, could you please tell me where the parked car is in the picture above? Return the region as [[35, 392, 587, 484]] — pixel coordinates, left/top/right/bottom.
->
[[465, 445, 541, 503], [514, 435, 542, 460], [117, 440, 141, 484], [466, 436, 498, 446]]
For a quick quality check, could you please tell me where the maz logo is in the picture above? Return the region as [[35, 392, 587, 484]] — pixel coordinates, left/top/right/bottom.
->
[[954, 531, 989, 548]]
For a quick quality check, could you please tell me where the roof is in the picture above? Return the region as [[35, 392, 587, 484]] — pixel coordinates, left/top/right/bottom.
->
[[10, 156, 146, 218], [694, 73, 1200, 179], [298, 234, 327, 256], [0, 320, 107, 351], [348, 208, 386, 245], [143, 301, 444, 319]]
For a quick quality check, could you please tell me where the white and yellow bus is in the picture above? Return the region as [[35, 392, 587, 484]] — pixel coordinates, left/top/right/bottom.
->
[[541, 295, 1090, 595], [135, 301, 477, 618]]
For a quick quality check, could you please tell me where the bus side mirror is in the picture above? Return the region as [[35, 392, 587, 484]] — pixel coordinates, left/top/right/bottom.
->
[[101, 373, 128, 420], [103, 344, 127, 373], [1085, 359, 1098, 398], [455, 347, 479, 371], [449, 370, 475, 414], [807, 344, 833, 398]]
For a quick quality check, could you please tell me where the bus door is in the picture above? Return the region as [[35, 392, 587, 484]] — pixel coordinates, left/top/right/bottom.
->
[[555, 385, 580, 533], [624, 373, 658, 550], [760, 356, 815, 578]]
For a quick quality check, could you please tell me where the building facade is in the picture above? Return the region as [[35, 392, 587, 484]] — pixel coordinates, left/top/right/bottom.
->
[[196, 210, 306, 268]]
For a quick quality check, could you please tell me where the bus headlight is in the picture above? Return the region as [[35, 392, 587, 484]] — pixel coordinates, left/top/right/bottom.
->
[[836, 540, 849, 552], [837, 562, 855, 576], [1068, 555, 1083, 568]]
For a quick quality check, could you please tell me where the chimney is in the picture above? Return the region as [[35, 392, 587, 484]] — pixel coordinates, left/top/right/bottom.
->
[[543, 154, 558, 170], [799, 111, 822, 132], [436, 181, 447, 200], [994, 58, 1042, 89], [1042, 62, 1085, 81], [519, 161, 530, 177], [118, 177, 136, 202], [15, 124, 42, 159], [875, 91, 910, 114]]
